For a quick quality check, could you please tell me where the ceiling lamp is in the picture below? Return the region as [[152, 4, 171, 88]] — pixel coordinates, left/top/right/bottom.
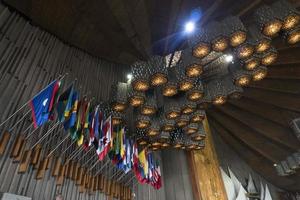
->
[[224, 76, 244, 99], [175, 61, 195, 92], [235, 75, 250, 86], [248, 25, 272, 54], [252, 66, 268, 81], [176, 115, 190, 128], [111, 111, 124, 126], [141, 93, 157, 116], [283, 26, 300, 44], [162, 68, 178, 97], [135, 115, 151, 129], [164, 99, 181, 120], [190, 110, 206, 123], [159, 132, 171, 147], [189, 28, 211, 58], [184, 123, 199, 135], [110, 82, 128, 112], [179, 49, 203, 78], [261, 47, 278, 66], [254, 5, 282, 37], [178, 78, 194, 91], [207, 79, 227, 105], [187, 79, 204, 101], [148, 56, 168, 87], [131, 61, 150, 91], [272, 0, 300, 31], [181, 100, 197, 115], [222, 16, 247, 47], [236, 43, 254, 59], [127, 84, 145, 107], [209, 22, 229, 52], [195, 141, 205, 150], [191, 129, 206, 141], [161, 119, 175, 132], [147, 119, 160, 136], [243, 57, 260, 70]]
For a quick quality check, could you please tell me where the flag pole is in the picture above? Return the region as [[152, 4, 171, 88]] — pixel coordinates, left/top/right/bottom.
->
[[30, 121, 61, 149], [125, 175, 135, 186], [64, 147, 83, 164], [46, 134, 70, 158], [0, 73, 68, 128], [88, 159, 100, 172], [8, 109, 32, 132], [95, 159, 110, 176]]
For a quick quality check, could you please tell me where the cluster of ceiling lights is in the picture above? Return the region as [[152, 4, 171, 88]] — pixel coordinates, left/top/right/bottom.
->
[[107, 0, 299, 151]]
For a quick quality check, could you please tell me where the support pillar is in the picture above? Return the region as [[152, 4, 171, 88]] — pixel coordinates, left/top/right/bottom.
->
[[187, 117, 228, 200]]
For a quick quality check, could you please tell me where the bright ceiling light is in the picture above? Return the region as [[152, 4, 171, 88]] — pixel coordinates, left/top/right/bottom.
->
[[127, 73, 133, 80], [225, 54, 233, 63], [185, 21, 195, 33]]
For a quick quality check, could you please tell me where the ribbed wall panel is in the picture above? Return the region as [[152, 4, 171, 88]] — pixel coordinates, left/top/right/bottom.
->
[[0, 3, 136, 200]]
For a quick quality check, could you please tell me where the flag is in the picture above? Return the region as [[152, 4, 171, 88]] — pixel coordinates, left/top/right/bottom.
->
[[70, 100, 82, 140], [139, 149, 148, 177], [97, 116, 112, 161], [63, 90, 79, 130], [57, 84, 74, 122], [30, 80, 60, 128], [120, 127, 126, 159]]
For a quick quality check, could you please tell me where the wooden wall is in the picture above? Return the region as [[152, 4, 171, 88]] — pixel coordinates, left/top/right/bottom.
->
[[0, 2, 136, 200]]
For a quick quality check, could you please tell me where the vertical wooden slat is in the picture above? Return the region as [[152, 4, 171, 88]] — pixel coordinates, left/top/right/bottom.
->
[[187, 117, 228, 200], [0, 131, 10, 155], [10, 134, 24, 158], [36, 156, 49, 179], [51, 156, 61, 176], [31, 144, 42, 167], [18, 149, 32, 173]]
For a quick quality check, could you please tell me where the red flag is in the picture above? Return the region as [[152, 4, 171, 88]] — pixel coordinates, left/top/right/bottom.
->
[[97, 116, 112, 160]]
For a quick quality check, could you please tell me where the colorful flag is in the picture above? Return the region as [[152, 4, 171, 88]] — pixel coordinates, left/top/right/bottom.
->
[[97, 116, 112, 161], [63, 90, 79, 130], [56, 84, 74, 122], [30, 80, 60, 128]]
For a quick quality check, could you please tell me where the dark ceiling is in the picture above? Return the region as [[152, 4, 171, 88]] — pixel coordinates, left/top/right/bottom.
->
[[3, 0, 300, 192], [5, 0, 299, 64]]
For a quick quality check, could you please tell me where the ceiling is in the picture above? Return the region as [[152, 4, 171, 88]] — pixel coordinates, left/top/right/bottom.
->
[[5, 0, 300, 64], [3, 0, 300, 192]]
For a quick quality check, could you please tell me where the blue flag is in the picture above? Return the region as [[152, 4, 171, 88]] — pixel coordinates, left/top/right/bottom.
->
[[30, 80, 59, 128]]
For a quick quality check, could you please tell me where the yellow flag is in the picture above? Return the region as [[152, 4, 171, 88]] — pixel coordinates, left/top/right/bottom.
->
[[77, 133, 83, 146], [138, 149, 148, 175], [120, 128, 125, 158]]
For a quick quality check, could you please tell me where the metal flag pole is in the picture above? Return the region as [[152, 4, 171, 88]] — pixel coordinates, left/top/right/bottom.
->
[[116, 171, 128, 182], [95, 159, 110, 176], [59, 139, 76, 158], [30, 121, 61, 149], [64, 147, 83, 164], [0, 73, 68, 128], [88, 159, 100, 172], [125, 175, 135, 186], [46, 134, 70, 157], [8, 109, 32, 132]]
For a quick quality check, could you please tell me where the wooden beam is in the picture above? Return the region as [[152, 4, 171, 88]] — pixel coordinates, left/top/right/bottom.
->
[[208, 117, 300, 191], [200, 0, 224, 26], [187, 117, 228, 200], [208, 110, 290, 162], [228, 97, 300, 127], [215, 103, 300, 151], [250, 78, 300, 94], [243, 87, 300, 112]]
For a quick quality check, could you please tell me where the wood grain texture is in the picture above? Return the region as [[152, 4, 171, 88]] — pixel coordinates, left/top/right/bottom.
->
[[187, 117, 228, 200]]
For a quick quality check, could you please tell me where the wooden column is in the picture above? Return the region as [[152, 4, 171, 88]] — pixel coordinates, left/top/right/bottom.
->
[[187, 117, 228, 200]]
